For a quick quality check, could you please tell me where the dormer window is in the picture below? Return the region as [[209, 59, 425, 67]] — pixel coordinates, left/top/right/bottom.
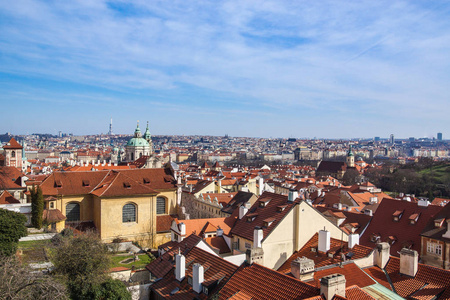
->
[[277, 205, 287, 212], [55, 180, 62, 188], [246, 213, 257, 222], [143, 177, 150, 184], [392, 210, 403, 222], [434, 218, 445, 228], [82, 179, 90, 187], [263, 218, 275, 227], [370, 233, 380, 243], [409, 213, 420, 225], [123, 182, 131, 188], [203, 286, 209, 295], [259, 198, 271, 208]]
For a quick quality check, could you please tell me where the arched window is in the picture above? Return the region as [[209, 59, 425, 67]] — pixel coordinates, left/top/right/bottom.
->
[[66, 202, 80, 222], [123, 203, 137, 222], [131, 153, 134, 161], [11, 151, 15, 158], [156, 197, 166, 215]]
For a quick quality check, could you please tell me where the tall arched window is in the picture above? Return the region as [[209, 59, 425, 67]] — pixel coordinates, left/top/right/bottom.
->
[[156, 197, 166, 215], [66, 202, 80, 222], [123, 203, 137, 222], [131, 153, 134, 161]]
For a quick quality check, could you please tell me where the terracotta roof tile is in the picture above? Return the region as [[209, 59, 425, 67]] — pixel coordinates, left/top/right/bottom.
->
[[0, 190, 20, 204], [157, 215, 177, 233]]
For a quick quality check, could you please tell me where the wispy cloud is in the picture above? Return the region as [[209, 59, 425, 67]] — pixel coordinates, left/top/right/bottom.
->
[[0, 0, 449, 137]]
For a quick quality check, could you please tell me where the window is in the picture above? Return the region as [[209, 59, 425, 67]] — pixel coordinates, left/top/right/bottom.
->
[[245, 242, 251, 249], [123, 203, 137, 222], [11, 151, 15, 158], [427, 242, 442, 256], [66, 202, 80, 222], [157, 197, 166, 215]]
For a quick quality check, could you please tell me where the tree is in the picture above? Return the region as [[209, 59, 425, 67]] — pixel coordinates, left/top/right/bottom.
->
[[0, 208, 27, 256], [31, 185, 44, 229], [0, 256, 67, 299], [342, 169, 361, 186], [51, 232, 130, 300]]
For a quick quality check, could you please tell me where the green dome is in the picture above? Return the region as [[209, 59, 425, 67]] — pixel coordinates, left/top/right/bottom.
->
[[127, 137, 150, 147]]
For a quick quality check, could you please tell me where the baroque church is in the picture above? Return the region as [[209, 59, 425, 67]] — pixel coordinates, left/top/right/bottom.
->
[[124, 121, 162, 169]]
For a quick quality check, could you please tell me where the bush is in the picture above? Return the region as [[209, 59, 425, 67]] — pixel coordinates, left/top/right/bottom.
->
[[0, 208, 27, 256]]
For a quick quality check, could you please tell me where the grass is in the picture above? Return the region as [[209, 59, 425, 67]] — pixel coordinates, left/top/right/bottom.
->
[[18, 239, 49, 249], [110, 254, 153, 270]]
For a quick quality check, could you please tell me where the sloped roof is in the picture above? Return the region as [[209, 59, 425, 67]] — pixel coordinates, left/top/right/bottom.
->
[[360, 198, 443, 256], [204, 236, 231, 254], [277, 233, 373, 274], [90, 171, 158, 197], [157, 215, 177, 233], [218, 263, 319, 300], [151, 246, 238, 299], [0, 166, 25, 190], [310, 263, 375, 289], [42, 209, 66, 223], [231, 191, 298, 242], [317, 161, 347, 174], [174, 217, 236, 237], [2, 138, 22, 149], [0, 190, 20, 204]]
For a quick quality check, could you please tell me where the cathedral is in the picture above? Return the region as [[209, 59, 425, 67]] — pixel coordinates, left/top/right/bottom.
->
[[124, 121, 161, 168]]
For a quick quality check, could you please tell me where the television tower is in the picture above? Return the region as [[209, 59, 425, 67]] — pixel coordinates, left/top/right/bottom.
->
[[108, 118, 113, 136]]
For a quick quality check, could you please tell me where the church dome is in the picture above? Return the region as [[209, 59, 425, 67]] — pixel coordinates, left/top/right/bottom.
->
[[127, 121, 150, 147]]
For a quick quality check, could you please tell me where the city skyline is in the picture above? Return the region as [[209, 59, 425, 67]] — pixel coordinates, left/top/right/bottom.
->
[[1, 1, 449, 138]]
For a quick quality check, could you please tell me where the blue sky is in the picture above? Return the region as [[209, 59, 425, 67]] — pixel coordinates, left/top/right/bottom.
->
[[0, 0, 449, 139]]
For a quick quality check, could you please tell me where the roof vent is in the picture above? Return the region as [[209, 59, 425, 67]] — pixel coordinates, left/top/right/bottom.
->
[[82, 180, 90, 187]]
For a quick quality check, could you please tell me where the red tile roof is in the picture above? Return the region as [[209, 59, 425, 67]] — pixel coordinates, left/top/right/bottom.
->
[[0, 190, 20, 204], [205, 236, 231, 254], [42, 209, 66, 223], [278, 233, 373, 274], [151, 246, 238, 299], [310, 263, 375, 289], [0, 166, 25, 190], [218, 263, 320, 300], [157, 215, 177, 233], [360, 198, 443, 256], [231, 191, 298, 242], [2, 138, 23, 149]]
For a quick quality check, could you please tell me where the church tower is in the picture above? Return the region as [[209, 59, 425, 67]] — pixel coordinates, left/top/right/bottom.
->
[[346, 145, 355, 168], [143, 121, 153, 155], [2, 138, 23, 169], [125, 121, 150, 162]]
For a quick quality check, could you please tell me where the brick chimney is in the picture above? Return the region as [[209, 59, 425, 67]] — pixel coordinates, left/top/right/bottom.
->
[[291, 257, 315, 281], [318, 230, 330, 253], [192, 263, 204, 293], [175, 252, 185, 281], [399, 248, 418, 277], [320, 274, 346, 300], [374, 242, 390, 269]]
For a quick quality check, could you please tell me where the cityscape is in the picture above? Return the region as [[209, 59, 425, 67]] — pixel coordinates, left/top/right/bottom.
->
[[1, 1, 450, 300]]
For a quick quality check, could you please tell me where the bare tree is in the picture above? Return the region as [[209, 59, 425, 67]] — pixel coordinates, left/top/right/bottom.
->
[[0, 256, 67, 300]]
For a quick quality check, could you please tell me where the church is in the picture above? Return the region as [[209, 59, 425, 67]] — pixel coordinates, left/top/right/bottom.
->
[[123, 121, 162, 168]]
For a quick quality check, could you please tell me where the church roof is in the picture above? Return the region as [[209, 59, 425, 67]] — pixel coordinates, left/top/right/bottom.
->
[[3, 138, 23, 149]]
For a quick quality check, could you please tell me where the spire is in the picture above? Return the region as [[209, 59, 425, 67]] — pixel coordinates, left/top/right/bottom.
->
[[348, 145, 354, 157], [144, 121, 151, 141], [134, 121, 142, 138]]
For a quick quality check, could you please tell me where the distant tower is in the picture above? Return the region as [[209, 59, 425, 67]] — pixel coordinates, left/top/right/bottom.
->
[[437, 132, 443, 141], [346, 145, 355, 167], [108, 118, 113, 136], [389, 134, 395, 145]]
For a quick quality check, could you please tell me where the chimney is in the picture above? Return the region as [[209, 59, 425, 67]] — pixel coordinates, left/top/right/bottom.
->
[[216, 227, 223, 237], [192, 263, 204, 293], [239, 204, 248, 220], [399, 248, 418, 277], [179, 222, 186, 236], [258, 177, 264, 196], [291, 257, 315, 281], [288, 189, 299, 202], [364, 209, 373, 216], [320, 274, 346, 300], [443, 220, 450, 239], [175, 252, 185, 281], [348, 234, 359, 249], [337, 203, 343, 210], [318, 230, 330, 253], [418, 199, 429, 207], [374, 242, 390, 269], [369, 197, 378, 204], [253, 226, 263, 248]]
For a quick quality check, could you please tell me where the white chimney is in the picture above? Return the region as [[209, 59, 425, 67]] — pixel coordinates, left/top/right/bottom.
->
[[369, 197, 378, 204], [348, 234, 359, 249], [217, 227, 223, 237], [179, 222, 186, 236], [320, 274, 346, 300], [192, 263, 204, 293], [443, 220, 450, 239], [253, 227, 263, 248], [400, 248, 418, 277], [337, 203, 343, 210], [239, 203, 249, 219], [258, 177, 264, 196], [318, 230, 330, 253], [418, 199, 429, 207], [365, 209, 373, 216], [374, 242, 390, 269], [288, 189, 298, 202], [175, 252, 185, 281]]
